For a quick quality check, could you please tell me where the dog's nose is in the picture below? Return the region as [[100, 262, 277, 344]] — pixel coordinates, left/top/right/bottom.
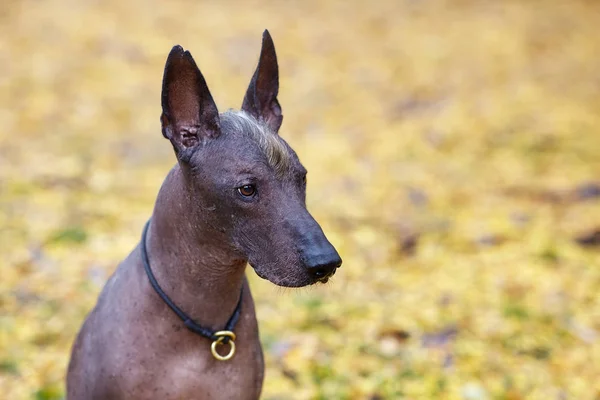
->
[[305, 251, 342, 281], [294, 212, 342, 281]]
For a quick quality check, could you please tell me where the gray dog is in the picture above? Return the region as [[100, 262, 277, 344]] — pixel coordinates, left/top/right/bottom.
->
[[66, 30, 342, 399]]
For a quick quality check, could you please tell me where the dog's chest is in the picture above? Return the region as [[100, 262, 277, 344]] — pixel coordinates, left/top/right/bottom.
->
[[189, 360, 261, 397], [137, 339, 264, 400]]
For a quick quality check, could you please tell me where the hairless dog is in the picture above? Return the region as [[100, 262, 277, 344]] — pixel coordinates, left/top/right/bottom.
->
[[66, 30, 342, 399]]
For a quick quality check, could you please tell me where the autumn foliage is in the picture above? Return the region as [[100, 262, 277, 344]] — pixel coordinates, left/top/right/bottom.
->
[[1, 0, 599, 399]]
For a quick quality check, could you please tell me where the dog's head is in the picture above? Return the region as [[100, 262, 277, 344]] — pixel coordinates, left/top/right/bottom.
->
[[159, 31, 341, 287]]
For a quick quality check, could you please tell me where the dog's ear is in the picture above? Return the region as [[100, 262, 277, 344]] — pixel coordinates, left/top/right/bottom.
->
[[160, 46, 220, 159], [242, 30, 283, 134]]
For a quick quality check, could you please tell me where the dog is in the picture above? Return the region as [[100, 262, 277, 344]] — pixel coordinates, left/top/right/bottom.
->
[[66, 30, 342, 399]]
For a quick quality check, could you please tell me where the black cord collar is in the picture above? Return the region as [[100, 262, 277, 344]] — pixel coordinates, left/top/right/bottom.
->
[[140, 220, 243, 344]]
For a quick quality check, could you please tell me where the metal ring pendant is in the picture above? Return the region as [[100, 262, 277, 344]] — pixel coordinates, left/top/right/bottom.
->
[[210, 331, 236, 361]]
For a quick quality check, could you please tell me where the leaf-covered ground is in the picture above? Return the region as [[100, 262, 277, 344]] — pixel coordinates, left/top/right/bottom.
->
[[1, 0, 599, 399]]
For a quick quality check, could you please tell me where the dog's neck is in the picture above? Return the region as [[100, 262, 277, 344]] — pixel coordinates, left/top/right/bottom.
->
[[146, 165, 247, 330]]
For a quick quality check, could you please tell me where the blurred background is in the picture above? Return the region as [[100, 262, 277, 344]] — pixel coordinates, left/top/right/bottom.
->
[[1, 0, 599, 399]]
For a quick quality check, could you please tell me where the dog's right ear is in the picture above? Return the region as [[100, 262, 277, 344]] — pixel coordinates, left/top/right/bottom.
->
[[160, 46, 220, 160]]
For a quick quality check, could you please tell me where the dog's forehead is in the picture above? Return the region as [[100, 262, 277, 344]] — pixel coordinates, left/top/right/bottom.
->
[[218, 110, 297, 176]]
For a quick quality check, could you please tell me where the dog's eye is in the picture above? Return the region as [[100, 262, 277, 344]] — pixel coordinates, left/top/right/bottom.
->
[[238, 184, 256, 197]]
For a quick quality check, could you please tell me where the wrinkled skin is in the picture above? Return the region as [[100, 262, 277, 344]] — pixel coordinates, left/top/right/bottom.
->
[[67, 30, 341, 399]]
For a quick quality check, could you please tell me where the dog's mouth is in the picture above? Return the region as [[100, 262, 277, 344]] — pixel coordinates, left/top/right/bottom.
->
[[249, 262, 333, 287], [316, 268, 337, 284]]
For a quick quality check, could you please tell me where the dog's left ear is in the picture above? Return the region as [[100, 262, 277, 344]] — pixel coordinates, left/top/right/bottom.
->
[[242, 30, 283, 133]]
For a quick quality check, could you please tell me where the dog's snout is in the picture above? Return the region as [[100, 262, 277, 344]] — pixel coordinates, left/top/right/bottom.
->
[[291, 211, 342, 283], [305, 247, 342, 281]]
